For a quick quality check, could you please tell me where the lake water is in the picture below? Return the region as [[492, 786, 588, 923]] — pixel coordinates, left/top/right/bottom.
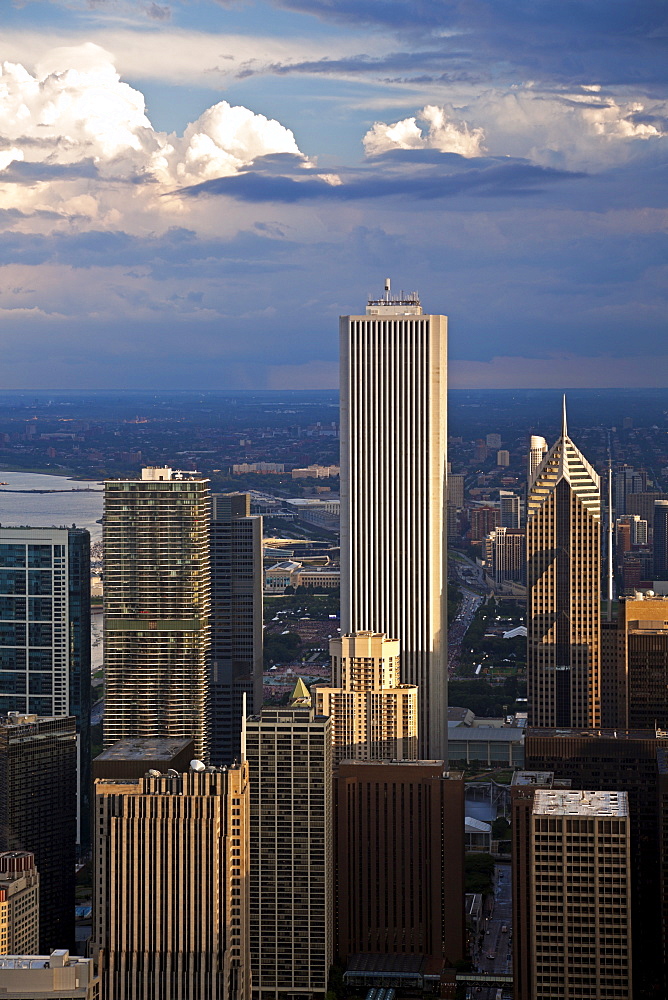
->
[[0, 471, 104, 541]]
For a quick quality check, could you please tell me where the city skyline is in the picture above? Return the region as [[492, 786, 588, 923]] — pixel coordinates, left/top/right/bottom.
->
[[0, 2, 666, 390]]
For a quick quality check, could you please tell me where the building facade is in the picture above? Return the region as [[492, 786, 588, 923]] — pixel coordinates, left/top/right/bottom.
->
[[0, 527, 91, 849], [315, 631, 418, 765], [340, 284, 448, 758], [93, 763, 250, 1000], [0, 714, 77, 952], [246, 685, 333, 1000], [484, 527, 525, 586], [526, 403, 601, 728], [336, 760, 464, 973], [210, 493, 263, 765], [525, 727, 668, 997], [0, 851, 39, 955], [515, 787, 632, 1000], [527, 435, 548, 485], [103, 467, 211, 759]]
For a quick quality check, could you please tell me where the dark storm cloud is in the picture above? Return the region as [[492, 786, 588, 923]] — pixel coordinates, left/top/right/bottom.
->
[[1, 160, 99, 184], [271, 0, 668, 86], [179, 153, 583, 203]]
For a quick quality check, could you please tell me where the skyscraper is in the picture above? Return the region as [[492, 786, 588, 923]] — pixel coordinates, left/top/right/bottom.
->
[[514, 786, 632, 1000], [0, 713, 77, 952], [526, 401, 601, 728], [246, 683, 333, 1000], [103, 467, 211, 759], [499, 490, 521, 528], [340, 282, 448, 758], [527, 435, 548, 484], [654, 499, 668, 579], [210, 493, 263, 765], [0, 527, 91, 849], [315, 631, 418, 765], [93, 761, 250, 1000], [484, 527, 525, 586], [525, 728, 668, 997], [336, 760, 464, 974]]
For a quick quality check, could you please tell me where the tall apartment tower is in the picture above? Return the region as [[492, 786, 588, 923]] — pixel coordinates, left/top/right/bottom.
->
[[0, 714, 77, 952], [603, 593, 668, 729], [340, 282, 448, 758], [527, 435, 548, 484], [446, 473, 465, 541], [336, 760, 464, 974], [0, 852, 40, 955], [315, 631, 418, 766], [654, 499, 668, 579], [93, 762, 250, 1000], [104, 467, 211, 759], [514, 787, 632, 1000], [526, 401, 601, 728], [210, 493, 263, 765], [484, 527, 525, 586], [0, 528, 91, 849], [499, 490, 521, 528], [246, 683, 333, 1000]]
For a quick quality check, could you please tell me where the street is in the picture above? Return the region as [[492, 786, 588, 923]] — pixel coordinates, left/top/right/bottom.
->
[[471, 862, 512, 999], [448, 585, 484, 673]]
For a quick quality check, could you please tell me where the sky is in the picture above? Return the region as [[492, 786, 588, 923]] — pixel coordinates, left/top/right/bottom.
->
[[0, 0, 666, 390]]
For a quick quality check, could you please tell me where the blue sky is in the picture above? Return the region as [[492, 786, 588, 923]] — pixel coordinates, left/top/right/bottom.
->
[[0, 0, 666, 388]]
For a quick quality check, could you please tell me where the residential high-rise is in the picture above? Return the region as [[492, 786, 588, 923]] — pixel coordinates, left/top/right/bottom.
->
[[0, 852, 39, 955], [526, 401, 601, 728], [527, 435, 548, 484], [484, 527, 525, 586], [103, 467, 211, 759], [0, 527, 91, 850], [93, 761, 250, 1000], [514, 787, 632, 1000], [315, 631, 418, 765], [620, 594, 668, 729], [0, 714, 77, 952], [614, 466, 647, 517], [499, 490, 521, 528], [246, 683, 333, 1000], [0, 950, 99, 999], [525, 727, 668, 997], [654, 499, 668, 579], [336, 760, 464, 976], [210, 493, 263, 765], [446, 473, 464, 541], [468, 505, 499, 543], [340, 282, 447, 758]]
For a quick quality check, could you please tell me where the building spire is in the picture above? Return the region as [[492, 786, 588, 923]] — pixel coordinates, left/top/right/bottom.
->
[[562, 394, 568, 439]]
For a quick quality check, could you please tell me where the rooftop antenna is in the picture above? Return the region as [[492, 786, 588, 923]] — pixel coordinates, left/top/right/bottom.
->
[[562, 394, 568, 439]]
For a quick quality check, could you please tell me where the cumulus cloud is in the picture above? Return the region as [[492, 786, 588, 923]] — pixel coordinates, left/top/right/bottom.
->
[[363, 106, 486, 158], [0, 43, 306, 225]]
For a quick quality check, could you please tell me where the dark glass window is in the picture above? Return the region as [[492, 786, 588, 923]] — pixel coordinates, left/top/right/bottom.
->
[[29, 623, 52, 647], [29, 598, 52, 621], [29, 649, 52, 670], [0, 597, 27, 620], [0, 545, 26, 568], [0, 672, 26, 694], [0, 571, 26, 595], [0, 622, 26, 646], [28, 696, 53, 715], [29, 673, 53, 695], [28, 545, 53, 568], [28, 571, 52, 595], [0, 648, 26, 671]]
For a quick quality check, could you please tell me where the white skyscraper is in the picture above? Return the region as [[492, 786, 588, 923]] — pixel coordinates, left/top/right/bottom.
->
[[340, 281, 448, 758], [528, 435, 548, 485]]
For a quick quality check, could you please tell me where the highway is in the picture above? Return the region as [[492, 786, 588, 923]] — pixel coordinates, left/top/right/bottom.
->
[[448, 586, 483, 673]]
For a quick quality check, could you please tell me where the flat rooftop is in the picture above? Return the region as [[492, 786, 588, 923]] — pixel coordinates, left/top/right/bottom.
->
[[533, 789, 628, 817], [512, 770, 555, 786], [95, 738, 192, 761]]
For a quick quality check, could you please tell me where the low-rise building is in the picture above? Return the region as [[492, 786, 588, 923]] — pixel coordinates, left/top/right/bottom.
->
[[0, 951, 99, 999]]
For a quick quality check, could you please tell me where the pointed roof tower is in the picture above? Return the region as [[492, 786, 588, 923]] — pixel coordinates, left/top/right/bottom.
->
[[290, 677, 312, 707], [528, 398, 600, 520]]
